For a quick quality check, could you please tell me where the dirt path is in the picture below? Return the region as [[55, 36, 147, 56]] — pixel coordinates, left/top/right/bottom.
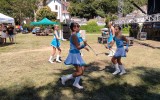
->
[[0, 46, 51, 56]]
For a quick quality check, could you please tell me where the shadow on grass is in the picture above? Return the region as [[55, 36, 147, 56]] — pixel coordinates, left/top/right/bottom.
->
[[0, 43, 16, 47], [0, 61, 160, 100]]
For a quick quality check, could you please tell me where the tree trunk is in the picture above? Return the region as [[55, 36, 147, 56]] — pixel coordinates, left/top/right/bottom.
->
[[34, 10, 37, 22], [42, 0, 47, 6]]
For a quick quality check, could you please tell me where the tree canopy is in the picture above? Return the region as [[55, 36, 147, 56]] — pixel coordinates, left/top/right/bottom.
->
[[0, 0, 50, 24], [0, 0, 147, 23], [68, 0, 147, 19], [36, 6, 57, 21]]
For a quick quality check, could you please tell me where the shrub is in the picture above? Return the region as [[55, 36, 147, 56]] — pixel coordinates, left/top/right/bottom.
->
[[80, 19, 104, 33], [122, 25, 130, 34], [23, 24, 33, 32]]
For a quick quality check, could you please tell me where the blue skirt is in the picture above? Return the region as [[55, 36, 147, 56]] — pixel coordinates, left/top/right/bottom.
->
[[114, 48, 126, 58], [51, 38, 60, 48], [64, 53, 86, 67]]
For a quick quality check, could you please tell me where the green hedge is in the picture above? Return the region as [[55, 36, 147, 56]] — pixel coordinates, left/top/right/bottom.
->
[[23, 24, 34, 32], [122, 26, 130, 34], [80, 25, 104, 33], [80, 20, 104, 33]]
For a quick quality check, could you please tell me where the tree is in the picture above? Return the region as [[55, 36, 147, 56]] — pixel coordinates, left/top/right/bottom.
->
[[0, 0, 38, 24], [68, 0, 97, 19], [36, 6, 57, 21], [68, 0, 147, 19], [123, 0, 147, 16]]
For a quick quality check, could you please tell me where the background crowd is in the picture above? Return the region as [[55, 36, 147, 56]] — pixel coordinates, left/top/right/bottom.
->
[[0, 24, 15, 44]]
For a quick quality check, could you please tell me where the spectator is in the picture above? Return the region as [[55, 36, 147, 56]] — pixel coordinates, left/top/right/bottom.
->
[[7, 25, 15, 43], [1, 26, 8, 44]]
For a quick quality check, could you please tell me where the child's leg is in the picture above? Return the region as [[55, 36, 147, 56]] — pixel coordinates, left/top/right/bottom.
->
[[73, 66, 83, 76], [61, 66, 84, 87], [73, 67, 84, 89], [4, 38, 6, 43], [111, 57, 117, 64], [9, 37, 11, 42], [11, 37, 14, 43], [112, 57, 120, 75], [117, 58, 126, 75], [49, 47, 56, 63], [117, 57, 122, 65], [57, 47, 61, 55], [2, 38, 5, 44], [56, 48, 62, 62]]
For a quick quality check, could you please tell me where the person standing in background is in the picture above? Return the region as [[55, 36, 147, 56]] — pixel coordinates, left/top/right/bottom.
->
[[7, 25, 15, 43], [1, 25, 8, 44], [48, 25, 62, 63]]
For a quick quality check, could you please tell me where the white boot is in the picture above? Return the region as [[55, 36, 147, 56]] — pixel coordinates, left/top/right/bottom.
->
[[73, 76, 83, 89], [112, 63, 120, 75], [61, 74, 73, 85], [48, 56, 54, 63], [56, 55, 61, 63], [119, 65, 126, 75]]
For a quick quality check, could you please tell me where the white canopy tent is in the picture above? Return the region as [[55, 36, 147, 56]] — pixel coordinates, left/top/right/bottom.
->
[[0, 13, 15, 25]]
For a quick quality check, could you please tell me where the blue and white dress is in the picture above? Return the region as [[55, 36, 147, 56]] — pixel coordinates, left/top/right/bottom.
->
[[108, 29, 113, 43], [64, 34, 86, 66], [113, 36, 126, 58], [51, 31, 60, 48]]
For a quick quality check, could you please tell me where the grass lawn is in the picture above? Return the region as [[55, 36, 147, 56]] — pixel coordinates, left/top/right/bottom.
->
[[0, 33, 160, 100]]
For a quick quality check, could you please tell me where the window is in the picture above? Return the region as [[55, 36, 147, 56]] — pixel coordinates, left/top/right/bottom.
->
[[55, 5, 58, 10]]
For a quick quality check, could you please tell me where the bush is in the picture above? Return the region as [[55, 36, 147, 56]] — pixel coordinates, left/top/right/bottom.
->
[[80, 20, 104, 33], [23, 24, 33, 32], [122, 25, 130, 34]]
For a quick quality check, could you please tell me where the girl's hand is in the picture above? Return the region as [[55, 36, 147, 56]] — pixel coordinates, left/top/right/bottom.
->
[[108, 47, 112, 50], [105, 44, 108, 49], [84, 47, 89, 52], [83, 41, 87, 46], [125, 49, 129, 52]]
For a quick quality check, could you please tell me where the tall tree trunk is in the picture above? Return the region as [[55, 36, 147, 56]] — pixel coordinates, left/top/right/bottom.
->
[[42, 0, 47, 6], [34, 10, 37, 22]]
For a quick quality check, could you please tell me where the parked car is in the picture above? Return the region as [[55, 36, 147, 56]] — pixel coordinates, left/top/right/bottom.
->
[[22, 28, 29, 34], [32, 27, 41, 34]]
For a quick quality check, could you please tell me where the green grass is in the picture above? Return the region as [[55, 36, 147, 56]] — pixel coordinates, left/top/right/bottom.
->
[[0, 33, 160, 100]]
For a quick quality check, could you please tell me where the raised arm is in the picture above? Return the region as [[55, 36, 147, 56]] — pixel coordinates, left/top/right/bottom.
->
[[111, 26, 115, 36]]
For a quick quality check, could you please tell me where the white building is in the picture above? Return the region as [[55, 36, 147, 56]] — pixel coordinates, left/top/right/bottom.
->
[[47, 0, 70, 22]]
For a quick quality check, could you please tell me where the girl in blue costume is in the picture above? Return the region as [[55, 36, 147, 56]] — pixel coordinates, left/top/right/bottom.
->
[[60, 22, 88, 89], [107, 22, 115, 57], [48, 25, 62, 63], [109, 26, 129, 75]]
